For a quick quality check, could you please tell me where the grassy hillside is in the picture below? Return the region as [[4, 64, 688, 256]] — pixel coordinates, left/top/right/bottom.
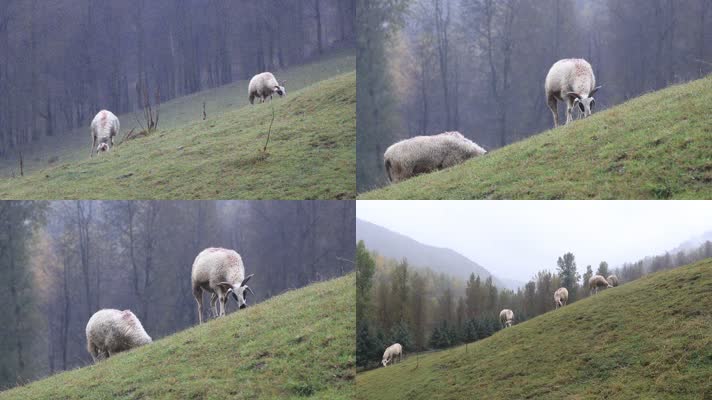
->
[[0, 52, 355, 199], [361, 74, 712, 199], [0, 274, 355, 400], [356, 260, 712, 400]]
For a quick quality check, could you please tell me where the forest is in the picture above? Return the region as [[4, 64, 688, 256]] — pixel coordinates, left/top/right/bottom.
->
[[356, 239, 712, 369], [0, 0, 355, 157], [357, 0, 712, 190], [0, 200, 355, 389]]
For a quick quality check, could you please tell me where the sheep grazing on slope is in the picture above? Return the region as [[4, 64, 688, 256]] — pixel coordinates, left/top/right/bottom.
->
[[191, 247, 254, 324], [85, 309, 152, 362], [554, 287, 569, 309], [248, 72, 286, 104], [589, 275, 613, 295], [499, 309, 514, 328], [383, 131, 487, 183], [382, 343, 403, 367], [607, 275, 619, 287], [90, 110, 120, 157], [545, 59, 601, 128]]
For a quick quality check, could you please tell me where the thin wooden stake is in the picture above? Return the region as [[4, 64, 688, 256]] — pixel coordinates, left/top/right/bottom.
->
[[203, 101, 207, 120], [19, 152, 23, 177], [263, 101, 276, 152]]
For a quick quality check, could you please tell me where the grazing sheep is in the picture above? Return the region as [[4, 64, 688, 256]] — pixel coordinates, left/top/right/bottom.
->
[[382, 343, 403, 367], [191, 247, 254, 324], [90, 110, 120, 157], [589, 275, 613, 295], [545, 59, 601, 128], [85, 309, 152, 362], [554, 287, 569, 309], [383, 131, 487, 183], [607, 275, 619, 287], [248, 72, 286, 104], [499, 309, 514, 328]]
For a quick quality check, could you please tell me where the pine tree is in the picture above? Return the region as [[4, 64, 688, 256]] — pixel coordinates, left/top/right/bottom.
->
[[462, 319, 479, 343], [391, 258, 409, 323], [596, 261, 609, 277], [355, 241, 375, 323], [408, 271, 427, 350], [389, 320, 413, 350], [582, 265, 593, 298], [557, 252, 580, 301], [465, 273, 482, 318]]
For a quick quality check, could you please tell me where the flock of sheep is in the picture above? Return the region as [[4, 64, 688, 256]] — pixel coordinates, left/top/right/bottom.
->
[[383, 58, 601, 183], [88, 72, 286, 156], [85, 247, 254, 362], [380, 273, 618, 367]]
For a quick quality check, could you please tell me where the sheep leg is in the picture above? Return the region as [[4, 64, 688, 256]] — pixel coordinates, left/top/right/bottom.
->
[[547, 96, 559, 128], [565, 98, 574, 125], [210, 293, 219, 318], [88, 342, 100, 362], [91, 135, 96, 158], [220, 295, 229, 317], [193, 286, 204, 324]]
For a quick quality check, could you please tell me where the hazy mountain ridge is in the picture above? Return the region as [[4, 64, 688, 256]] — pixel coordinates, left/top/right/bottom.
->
[[356, 219, 522, 290]]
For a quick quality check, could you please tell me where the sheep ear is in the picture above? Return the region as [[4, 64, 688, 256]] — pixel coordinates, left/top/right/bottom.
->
[[217, 282, 234, 291], [245, 286, 255, 296], [241, 274, 254, 287], [590, 85, 602, 96], [567, 92, 581, 100]]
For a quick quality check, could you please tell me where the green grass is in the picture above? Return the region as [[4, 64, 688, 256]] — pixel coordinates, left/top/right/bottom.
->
[[356, 260, 712, 400], [360, 74, 712, 199], [0, 274, 355, 400], [0, 51, 355, 199]]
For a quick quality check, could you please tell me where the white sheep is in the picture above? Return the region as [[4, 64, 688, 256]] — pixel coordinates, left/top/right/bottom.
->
[[85, 309, 152, 362], [545, 59, 601, 128], [499, 309, 514, 328], [381, 343, 403, 367], [589, 275, 613, 295], [90, 109, 120, 157], [607, 274, 619, 287], [554, 287, 569, 309], [191, 247, 254, 324], [383, 131, 487, 183], [248, 72, 286, 104]]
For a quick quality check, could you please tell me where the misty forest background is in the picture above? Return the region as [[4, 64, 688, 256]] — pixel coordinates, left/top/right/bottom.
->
[[0, 200, 355, 389], [356, 239, 712, 369], [0, 0, 356, 158], [357, 0, 712, 190]]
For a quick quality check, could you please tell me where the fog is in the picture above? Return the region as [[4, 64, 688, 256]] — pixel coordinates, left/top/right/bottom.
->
[[357, 200, 712, 281]]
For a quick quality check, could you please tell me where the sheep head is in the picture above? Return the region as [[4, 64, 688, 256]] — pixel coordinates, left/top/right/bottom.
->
[[217, 274, 254, 310], [273, 85, 286, 97], [97, 143, 109, 152], [568, 85, 601, 119]]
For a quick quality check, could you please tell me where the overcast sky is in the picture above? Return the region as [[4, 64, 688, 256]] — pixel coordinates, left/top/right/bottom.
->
[[357, 201, 712, 282]]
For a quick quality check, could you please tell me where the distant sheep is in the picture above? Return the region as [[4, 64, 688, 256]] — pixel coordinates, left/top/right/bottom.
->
[[382, 343, 403, 367], [589, 275, 612, 295], [85, 309, 152, 362], [554, 287, 569, 309], [90, 110, 120, 157], [248, 72, 286, 104], [499, 309, 514, 328], [545, 59, 601, 128], [607, 275, 619, 287], [191, 247, 254, 324], [384, 131, 487, 183]]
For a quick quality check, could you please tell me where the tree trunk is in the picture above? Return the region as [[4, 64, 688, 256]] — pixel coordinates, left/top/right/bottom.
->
[[315, 0, 323, 54]]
